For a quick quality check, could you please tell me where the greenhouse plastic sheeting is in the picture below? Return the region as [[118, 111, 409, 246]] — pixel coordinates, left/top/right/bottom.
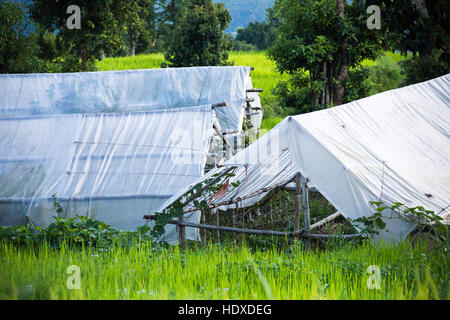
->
[[159, 74, 450, 242], [0, 105, 216, 243], [0, 66, 251, 132]]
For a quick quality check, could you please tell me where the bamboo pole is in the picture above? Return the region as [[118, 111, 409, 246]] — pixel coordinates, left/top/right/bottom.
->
[[309, 211, 341, 231], [216, 211, 220, 242], [293, 173, 302, 231], [302, 176, 310, 231], [246, 88, 263, 93], [211, 102, 227, 109], [201, 210, 207, 245], [213, 123, 234, 157], [178, 215, 186, 250], [301, 175, 310, 248], [181, 175, 297, 214], [144, 217, 360, 239]]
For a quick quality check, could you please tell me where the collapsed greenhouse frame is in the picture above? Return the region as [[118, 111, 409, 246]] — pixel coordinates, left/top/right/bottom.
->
[[147, 74, 450, 245]]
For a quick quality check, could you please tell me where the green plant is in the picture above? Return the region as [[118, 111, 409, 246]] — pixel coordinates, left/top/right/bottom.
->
[[354, 201, 447, 242], [268, 0, 384, 108], [0, 238, 446, 299], [0, 215, 152, 249], [162, 0, 232, 67]]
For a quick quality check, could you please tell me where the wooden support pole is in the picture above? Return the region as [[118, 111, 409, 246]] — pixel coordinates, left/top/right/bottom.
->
[[144, 216, 361, 239], [211, 102, 227, 109], [213, 123, 234, 158], [302, 176, 310, 231], [180, 175, 297, 214], [216, 211, 220, 242], [201, 210, 207, 245], [178, 215, 186, 250], [246, 88, 263, 93], [301, 175, 310, 248], [293, 173, 302, 232]]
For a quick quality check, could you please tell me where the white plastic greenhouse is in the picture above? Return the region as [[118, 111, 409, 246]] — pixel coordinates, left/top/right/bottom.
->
[[0, 67, 263, 242], [158, 74, 450, 242]]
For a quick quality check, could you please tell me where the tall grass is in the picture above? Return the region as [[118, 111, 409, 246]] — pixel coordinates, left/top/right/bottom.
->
[[0, 239, 446, 300]]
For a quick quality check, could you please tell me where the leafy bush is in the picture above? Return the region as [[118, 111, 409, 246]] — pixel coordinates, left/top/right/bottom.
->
[[231, 39, 258, 52], [271, 73, 315, 113], [400, 49, 450, 86], [0, 216, 151, 249], [369, 53, 404, 93]]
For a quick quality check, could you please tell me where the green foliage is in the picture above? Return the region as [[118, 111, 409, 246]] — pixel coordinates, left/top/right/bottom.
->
[[272, 73, 313, 113], [230, 38, 258, 52], [368, 52, 405, 93], [0, 216, 152, 249], [343, 66, 372, 103], [368, 0, 450, 84], [0, 239, 447, 299], [354, 201, 447, 241], [268, 0, 384, 110], [235, 21, 275, 50], [371, 0, 449, 62], [157, 0, 187, 48], [122, 0, 157, 56], [400, 49, 450, 86], [163, 0, 232, 67], [30, 0, 132, 71], [0, 0, 47, 73]]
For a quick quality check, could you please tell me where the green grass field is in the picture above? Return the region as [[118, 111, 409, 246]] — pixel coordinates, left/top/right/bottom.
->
[[0, 239, 446, 300]]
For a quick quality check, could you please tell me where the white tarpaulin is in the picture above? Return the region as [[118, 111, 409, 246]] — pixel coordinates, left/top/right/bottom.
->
[[0, 66, 253, 132], [159, 74, 450, 242], [0, 105, 216, 242]]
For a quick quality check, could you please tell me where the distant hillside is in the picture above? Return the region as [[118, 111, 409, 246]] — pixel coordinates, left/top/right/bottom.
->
[[213, 0, 274, 34]]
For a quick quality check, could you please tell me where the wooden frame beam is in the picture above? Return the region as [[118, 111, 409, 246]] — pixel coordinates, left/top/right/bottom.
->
[[144, 216, 360, 240]]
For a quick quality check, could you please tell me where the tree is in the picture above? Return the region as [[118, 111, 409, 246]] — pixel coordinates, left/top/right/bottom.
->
[[235, 21, 275, 50], [369, 0, 450, 84], [163, 0, 232, 67], [123, 0, 157, 56], [0, 0, 47, 73], [156, 0, 187, 49], [30, 0, 130, 71], [268, 0, 384, 110]]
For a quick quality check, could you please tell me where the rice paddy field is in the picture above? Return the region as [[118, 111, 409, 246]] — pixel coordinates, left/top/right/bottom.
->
[[0, 239, 447, 300]]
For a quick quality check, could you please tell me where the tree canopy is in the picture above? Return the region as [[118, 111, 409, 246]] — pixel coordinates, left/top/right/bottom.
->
[[163, 0, 231, 67], [268, 0, 384, 108]]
